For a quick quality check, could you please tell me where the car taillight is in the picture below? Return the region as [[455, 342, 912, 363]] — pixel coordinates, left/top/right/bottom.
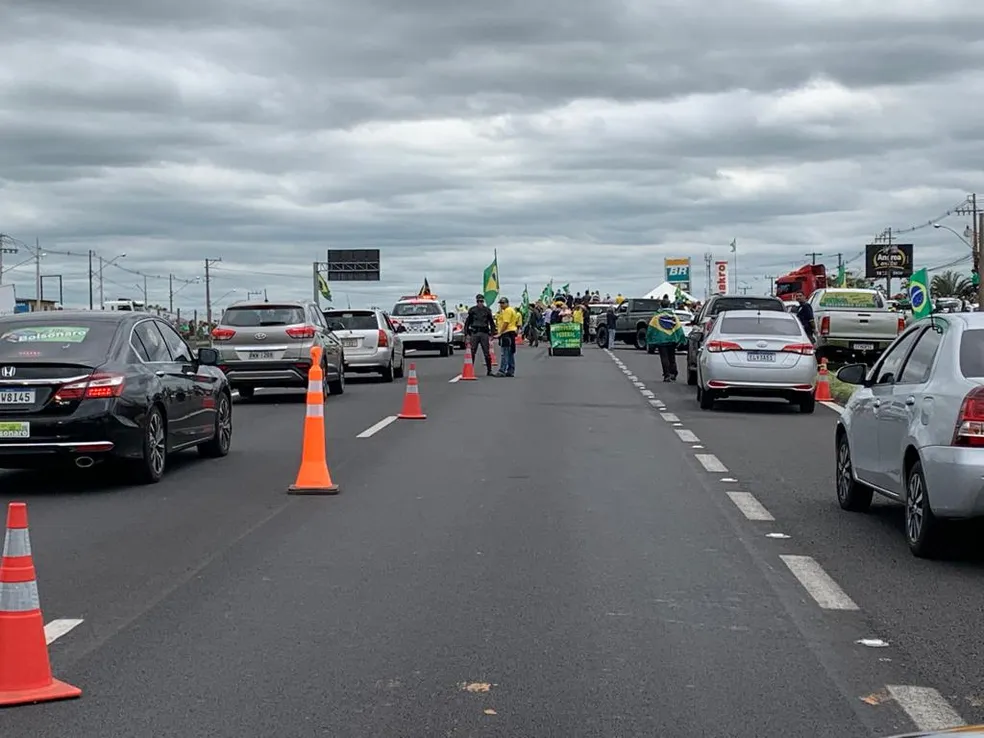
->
[[780, 343, 816, 355], [820, 316, 830, 336], [434, 315, 446, 323], [285, 325, 316, 339], [54, 372, 126, 401], [897, 316, 906, 333], [706, 340, 742, 352], [377, 329, 388, 347], [211, 328, 236, 341], [953, 386, 984, 447]]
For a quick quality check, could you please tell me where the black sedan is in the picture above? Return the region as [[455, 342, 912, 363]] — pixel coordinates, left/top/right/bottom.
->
[[0, 311, 232, 483]]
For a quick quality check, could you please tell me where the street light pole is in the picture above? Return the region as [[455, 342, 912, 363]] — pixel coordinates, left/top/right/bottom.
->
[[204, 257, 222, 327], [34, 239, 42, 312], [88, 250, 94, 309]]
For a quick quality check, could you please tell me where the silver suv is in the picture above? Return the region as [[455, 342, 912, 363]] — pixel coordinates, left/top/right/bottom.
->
[[211, 300, 345, 400]]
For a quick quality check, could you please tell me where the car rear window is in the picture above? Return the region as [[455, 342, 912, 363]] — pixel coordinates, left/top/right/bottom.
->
[[959, 329, 984, 377], [709, 297, 783, 315], [818, 291, 884, 309], [222, 305, 306, 327], [0, 321, 117, 362], [719, 315, 803, 336], [324, 311, 378, 330], [392, 302, 441, 317], [630, 299, 663, 313]]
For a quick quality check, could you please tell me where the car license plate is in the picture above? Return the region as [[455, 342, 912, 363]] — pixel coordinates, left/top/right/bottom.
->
[[853, 343, 874, 351], [0, 389, 35, 405], [0, 422, 29, 439], [247, 351, 275, 360], [747, 351, 776, 362], [342, 339, 360, 348]]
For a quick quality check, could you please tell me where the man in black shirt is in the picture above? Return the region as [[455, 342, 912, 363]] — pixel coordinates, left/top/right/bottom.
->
[[795, 292, 816, 342], [464, 294, 496, 376]]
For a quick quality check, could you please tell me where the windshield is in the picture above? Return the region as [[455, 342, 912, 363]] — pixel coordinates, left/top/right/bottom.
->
[[221, 305, 307, 327], [775, 281, 802, 297], [720, 315, 802, 336], [710, 297, 783, 315], [392, 302, 442, 317], [324, 311, 378, 330], [0, 321, 117, 362], [818, 291, 884, 309]]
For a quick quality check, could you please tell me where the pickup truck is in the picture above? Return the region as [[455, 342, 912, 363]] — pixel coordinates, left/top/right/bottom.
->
[[809, 288, 905, 364], [599, 298, 665, 349]]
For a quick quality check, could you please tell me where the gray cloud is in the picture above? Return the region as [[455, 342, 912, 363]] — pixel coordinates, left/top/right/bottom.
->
[[2, 0, 983, 310]]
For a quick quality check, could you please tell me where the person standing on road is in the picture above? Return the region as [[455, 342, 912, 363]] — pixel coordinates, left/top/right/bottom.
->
[[646, 306, 685, 382], [605, 305, 617, 349], [465, 293, 496, 376], [795, 292, 816, 343], [495, 297, 521, 377]]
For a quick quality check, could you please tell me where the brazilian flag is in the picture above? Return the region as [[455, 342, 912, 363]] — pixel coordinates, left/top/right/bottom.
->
[[908, 268, 930, 321], [317, 273, 332, 302], [646, 309, 686, 347]]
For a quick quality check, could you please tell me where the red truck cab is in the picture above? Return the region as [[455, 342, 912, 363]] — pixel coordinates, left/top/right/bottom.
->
[[776, 264, 827, 302]]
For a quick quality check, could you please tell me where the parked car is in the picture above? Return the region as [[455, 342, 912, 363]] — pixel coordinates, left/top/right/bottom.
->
[[211, 300, 345, 399], [0, 311, 232, 483], [686, 294, 786, 385], [323, 308, 405, 382], [695, 309, 818, 413], [834, 313, 984, 557]]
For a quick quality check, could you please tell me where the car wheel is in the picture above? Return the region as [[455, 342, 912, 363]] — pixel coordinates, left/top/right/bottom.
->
[[199, 391, 233, 458], [835, 431, 873, 512], [596, 327, 607, 348], [394, 352, 405, 379], [799, 394, 816, 414], [237, 386, 255, 400], [905, 460, 942, 558], [380, 359, 395, 383], [634, 327, 647, 350], [439, 343, 450, 357], [132, 406, 167, 484], [327, 365, 345, 395], [699, 388, 716, 410]]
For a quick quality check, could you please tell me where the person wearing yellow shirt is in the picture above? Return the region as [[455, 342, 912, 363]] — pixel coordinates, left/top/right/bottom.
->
[[495, 297, 521, 377]]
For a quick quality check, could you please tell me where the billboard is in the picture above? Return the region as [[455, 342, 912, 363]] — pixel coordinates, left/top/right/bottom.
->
[[715, 261, 729, 294], [865, 243, 913, 279], [665, 257, 691, 289], [325, 249, 381, 282]]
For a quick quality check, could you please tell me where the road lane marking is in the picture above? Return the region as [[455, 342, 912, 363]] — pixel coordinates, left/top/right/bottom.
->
[[357, 416, 399, 438], [449, 375, 461, 383], [780, 555, 858, 610], [648, 400, 661, 407], [674, 429, 699, 443], [726, 492, 775, 521], [627, 374, 637, 380], [695, 454, 727, 472], [660, 412, 679, 422], [886, 686, 966, 732], [641, 390, 654, 398], [821, 401, 844, 415], [720, 477, 738, 482], [45, 619, 84, 645], [633, 382, 645, 388]]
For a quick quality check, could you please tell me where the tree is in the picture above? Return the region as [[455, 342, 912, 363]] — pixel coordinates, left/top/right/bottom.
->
[[930, 270, 971, 298]]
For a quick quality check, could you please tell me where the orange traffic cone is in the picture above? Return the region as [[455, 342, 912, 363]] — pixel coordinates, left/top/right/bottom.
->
[[815, 357, 833, 402], [398, 363, 426, 419], [287, 346, 339, 495], [489, 343, 497, 368], [460, 343, 477, 381], [0, 502, 82, 707]]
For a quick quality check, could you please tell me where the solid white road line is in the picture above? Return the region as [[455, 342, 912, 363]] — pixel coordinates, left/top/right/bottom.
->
[[660, 412, 679, 422], [886, 686, 966, 732], [821, 401, 844, 415], [45, 618, 84, 645], [726, 492, 775, 521], [357, 415, 399, 438], [780, 555, 859, 611], [695, 454, 728, 473], [449, 374, 461, 383], [674, 429, 699, 443]]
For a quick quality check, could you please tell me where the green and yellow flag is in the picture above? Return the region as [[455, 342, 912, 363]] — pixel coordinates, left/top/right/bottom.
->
[[908, 268, 931, 321], [317, 273, 332, 302], [483, 254, 499, 306], [646, 309, 686, 346]]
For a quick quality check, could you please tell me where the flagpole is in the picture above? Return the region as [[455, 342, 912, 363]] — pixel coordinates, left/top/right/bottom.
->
[[732, 240, 738, 293]]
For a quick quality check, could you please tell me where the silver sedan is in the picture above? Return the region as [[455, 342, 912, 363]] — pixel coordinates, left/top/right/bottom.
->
[[834, 313, 984, 558], [696, 309, 818, 412]]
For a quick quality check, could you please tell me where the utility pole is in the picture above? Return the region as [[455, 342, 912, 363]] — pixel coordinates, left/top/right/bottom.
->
[[764, 275, 775, 295], [88, 250, 94, 309], [0, 235, 19, 286], [704, 252, 713, 300], [169, 274, 174, 313], [874, 227, 895, 296], [204, 257, 222, 327], [98, 256, 105, 309], [955, 194, 982, 310], [34, 239, 42, 312], [805, 251, 823, 265], [142, 275, 148, 307]]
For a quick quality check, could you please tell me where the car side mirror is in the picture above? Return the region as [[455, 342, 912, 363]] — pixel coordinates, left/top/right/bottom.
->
[[836, 363, 868, 385], [197, 347, 219, 366]]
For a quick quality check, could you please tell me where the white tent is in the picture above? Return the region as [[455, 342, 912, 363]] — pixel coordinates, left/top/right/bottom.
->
[[643, 281, 695, 302]]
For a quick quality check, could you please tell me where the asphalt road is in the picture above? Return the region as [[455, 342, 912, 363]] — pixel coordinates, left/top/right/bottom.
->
[[1, 343, 979, 736]]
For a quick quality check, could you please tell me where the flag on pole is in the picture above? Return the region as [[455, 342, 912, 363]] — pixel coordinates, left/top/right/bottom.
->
[[908, 268, 931, 321], [483, 253, 499, 306], [539, 281, 553, 303], [730, 239, 737, 252], [317, 273, 332, 302], [836, 264, 846, 287], [418, 278, 432, 297]]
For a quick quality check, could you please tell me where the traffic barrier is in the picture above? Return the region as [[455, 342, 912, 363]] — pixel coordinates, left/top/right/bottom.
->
[[460, 343, 477, 381], [489, 343, 497, 367], [815, 358, 833, 402], [0, 502, 82, 707], [397, 363, 427, 419], [287, 346, 339, 495]]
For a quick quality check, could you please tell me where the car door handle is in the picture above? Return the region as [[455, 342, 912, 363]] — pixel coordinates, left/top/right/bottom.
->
[[904, 396, 916, 406]]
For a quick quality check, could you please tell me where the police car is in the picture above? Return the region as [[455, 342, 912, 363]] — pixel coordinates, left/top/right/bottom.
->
[[389, 295, 454, 357]]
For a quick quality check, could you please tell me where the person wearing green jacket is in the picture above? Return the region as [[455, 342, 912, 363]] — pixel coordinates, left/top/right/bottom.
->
[[646, 308, 686, 382]]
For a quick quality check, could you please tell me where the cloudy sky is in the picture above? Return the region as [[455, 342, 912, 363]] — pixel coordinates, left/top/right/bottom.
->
[[2, 0, 983, 312]]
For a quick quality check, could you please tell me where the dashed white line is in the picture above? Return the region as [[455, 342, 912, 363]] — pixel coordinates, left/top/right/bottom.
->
[[627, 375, 638, 381], [45, 618, 84, 645], [633, 382, 645, 388], [356, 415, 399, 438], [674, 429, 699, 443], [449, 374, 461, 383], [648, 399, 661, 407], [780, 555, 859, 611], [886, 686, 966, 732], [695, 454, 728, 472], [641, 390, 655, 398], [820, 401, 844, 415], [660, 412, 679, 422], [726, 492, 775, 521]]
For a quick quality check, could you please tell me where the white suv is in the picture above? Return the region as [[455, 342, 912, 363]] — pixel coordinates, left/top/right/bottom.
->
[[389, 297, 454, 357]]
